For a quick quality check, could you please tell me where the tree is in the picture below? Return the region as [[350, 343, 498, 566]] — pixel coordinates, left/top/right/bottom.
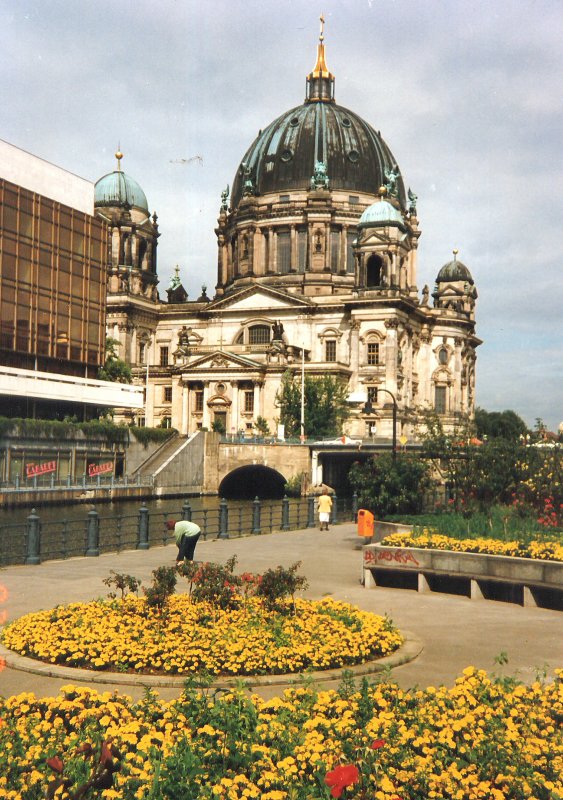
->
[[98, 338, 132, 384], [474, 408, 528, 441], [417, 411, 529, 511], [276, 371, 350, 439], [255, 416, 271, 436], [348, 453, 433, 517]]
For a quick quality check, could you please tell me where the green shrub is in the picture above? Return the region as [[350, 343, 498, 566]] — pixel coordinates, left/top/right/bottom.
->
[[284, 472, 307, 497], [0, 416, 130, 444], [255, 561, 308, 613], [143, 566, 177, 613], [349, 453, 433, 518], [102, 571, 141, 599], [129, 426, 177, 447], [181, 556, 242, 611]]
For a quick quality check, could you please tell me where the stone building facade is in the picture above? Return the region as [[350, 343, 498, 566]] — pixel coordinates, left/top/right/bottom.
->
[[100, 32, 480, 443]]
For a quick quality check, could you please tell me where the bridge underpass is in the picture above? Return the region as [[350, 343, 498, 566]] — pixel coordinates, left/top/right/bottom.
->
[[315, 451, 372, 496], [218, 464, 287, 499]]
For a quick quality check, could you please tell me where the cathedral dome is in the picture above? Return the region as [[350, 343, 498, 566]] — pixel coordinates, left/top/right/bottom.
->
[[94, 152, 149, 215], [436, 252, 474, 284], [230, 37, 405, 211], [359, 198, 405, 227]]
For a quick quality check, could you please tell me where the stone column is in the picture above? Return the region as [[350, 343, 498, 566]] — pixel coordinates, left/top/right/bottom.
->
[[253, 382, 260, 418], [253, 228, 263, 275], [271, 230, 278, 273], [290, 226, 297, 270], [202, 382, 211, 430], [181, 381, 189, 435], [230, 381, 239, 432], [125, 234, 133, 266], [340, 226, 347, 273], [384, 320, 399, 395], [349, 321, 360, 390]]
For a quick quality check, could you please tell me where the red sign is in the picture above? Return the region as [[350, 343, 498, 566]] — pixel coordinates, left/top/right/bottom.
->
[[87, 461, 114, 477], [25, 460, 57, 479]]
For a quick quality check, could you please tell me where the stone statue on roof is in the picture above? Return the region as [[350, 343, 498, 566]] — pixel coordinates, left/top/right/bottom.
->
[[241, 163, 254, 197], [220, 185, 230, 212], [310, 160, 329, 190], [384, 165, 400, 197]]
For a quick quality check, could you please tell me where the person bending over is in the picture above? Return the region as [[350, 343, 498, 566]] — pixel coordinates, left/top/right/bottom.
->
[[168, 519, 201, 563]]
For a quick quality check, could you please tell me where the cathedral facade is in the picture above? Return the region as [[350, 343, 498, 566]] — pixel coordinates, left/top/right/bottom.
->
[[100, 33, 480, 443]]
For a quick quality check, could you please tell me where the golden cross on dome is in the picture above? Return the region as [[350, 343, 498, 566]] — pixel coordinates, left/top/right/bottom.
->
[[320, 13, 325, 42]]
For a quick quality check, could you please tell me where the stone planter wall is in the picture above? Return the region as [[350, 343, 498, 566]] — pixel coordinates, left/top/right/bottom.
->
[[363, 544, 563, 610]]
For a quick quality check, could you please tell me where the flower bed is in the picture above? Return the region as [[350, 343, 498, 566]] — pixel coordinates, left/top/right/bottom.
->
[[381, 531, 563, 562], [1, 596, 402, 676], [0, 668, 561, 799]]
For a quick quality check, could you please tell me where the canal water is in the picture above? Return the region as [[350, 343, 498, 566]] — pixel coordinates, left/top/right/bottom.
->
[[0, 494, 306, 527]]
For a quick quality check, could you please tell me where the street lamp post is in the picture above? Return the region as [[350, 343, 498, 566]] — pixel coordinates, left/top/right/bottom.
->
[[362, 388, 397, 460]]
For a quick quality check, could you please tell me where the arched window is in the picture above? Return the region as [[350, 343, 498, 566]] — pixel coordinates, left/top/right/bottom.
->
[[434, 385, 447, 414], [366, 254, 383, 287], [248, 325, 271, 345]]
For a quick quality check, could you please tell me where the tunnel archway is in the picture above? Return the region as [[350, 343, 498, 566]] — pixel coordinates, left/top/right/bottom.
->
[[219, 465, 287, 499]]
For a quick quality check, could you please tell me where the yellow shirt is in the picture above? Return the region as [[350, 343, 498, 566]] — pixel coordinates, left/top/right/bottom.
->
[[318, 494, 333, 513]]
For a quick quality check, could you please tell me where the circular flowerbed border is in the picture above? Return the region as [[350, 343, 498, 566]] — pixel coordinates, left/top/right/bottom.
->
[[1, 595, 404, 677]]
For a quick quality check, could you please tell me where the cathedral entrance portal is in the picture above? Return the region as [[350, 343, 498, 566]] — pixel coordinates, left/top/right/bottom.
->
[[214, 411, 227, 434]]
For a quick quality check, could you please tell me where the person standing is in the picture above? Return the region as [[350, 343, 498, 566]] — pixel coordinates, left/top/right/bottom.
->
[[318, 488, 333, 531], [168, 519, 201, 564]]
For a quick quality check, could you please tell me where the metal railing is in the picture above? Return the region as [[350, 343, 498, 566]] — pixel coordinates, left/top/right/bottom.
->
[[0, 473, 155, 494], [0, 495, 359, 566]]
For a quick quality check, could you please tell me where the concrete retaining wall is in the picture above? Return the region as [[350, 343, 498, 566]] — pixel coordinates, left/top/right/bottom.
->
[[363, 544, 563, 610]]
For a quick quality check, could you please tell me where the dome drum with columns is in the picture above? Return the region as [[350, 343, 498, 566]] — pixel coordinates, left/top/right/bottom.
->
[[100, 25, 481, 441]]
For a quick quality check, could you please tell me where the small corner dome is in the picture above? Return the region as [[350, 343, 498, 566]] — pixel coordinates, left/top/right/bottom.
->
[[436, 255, 474, 284], [94, 170, 149, 215], [358, 199, 404, 228]]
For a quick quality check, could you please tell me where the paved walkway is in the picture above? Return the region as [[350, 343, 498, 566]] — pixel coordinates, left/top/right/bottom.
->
[[0, 523, 561, 701]]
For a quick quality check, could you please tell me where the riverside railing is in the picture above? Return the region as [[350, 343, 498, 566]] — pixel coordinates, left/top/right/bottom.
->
[[0, 495, 359, 567]]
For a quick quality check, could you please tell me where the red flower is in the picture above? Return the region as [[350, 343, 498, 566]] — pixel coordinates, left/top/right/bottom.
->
[[325, 764, 360, 798], [370, 738, 385, 750], [46, 756, 64, 773]]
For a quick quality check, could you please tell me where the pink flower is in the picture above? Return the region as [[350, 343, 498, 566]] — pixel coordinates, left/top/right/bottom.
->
[[325, 764, 360, 798]]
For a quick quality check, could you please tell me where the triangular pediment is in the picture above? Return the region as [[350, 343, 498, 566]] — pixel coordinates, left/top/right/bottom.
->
[[185, 350, 263, 371], [205, 285, 313, 313], [438, 284, 465, 297], [360, 232, 389, 246]]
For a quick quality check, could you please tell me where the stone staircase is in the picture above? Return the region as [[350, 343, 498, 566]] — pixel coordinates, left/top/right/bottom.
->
[[132, 431, 205, 494]]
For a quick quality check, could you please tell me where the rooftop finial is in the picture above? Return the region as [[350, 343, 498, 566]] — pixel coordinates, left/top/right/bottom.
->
[[306, 14, 335, 103], [453, 248, 459, 260], [115, 145, 123, 171]]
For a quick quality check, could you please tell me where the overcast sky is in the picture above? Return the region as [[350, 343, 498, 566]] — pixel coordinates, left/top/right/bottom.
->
[[2, 0, 562, 431]]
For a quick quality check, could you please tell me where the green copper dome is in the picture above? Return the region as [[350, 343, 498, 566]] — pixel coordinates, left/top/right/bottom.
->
[[231, 102, 405, 210], [359, 198, 405, 227], [230, 37, 405, 211], [436, 254, 474, 284], [94, 170, 149, 214]]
